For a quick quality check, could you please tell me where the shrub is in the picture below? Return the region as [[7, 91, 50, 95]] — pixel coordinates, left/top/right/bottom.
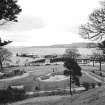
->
[[100, 72, 102, 77], [82, 82, 90, 90], [91, 83, 96, 88], [92, 70, 95, 73], [35, 86, 40, 91], [97, 82, 102, 87], [13, 69, 24, 76], [0, 86, 26, 104]]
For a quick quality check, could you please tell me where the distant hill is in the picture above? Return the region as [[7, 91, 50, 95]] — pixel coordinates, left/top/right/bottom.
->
[[50, 42, 98, 48], [7, 42, 98, 49]]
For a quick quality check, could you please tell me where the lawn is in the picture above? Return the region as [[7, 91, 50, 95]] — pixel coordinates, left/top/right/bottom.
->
[[80, 63, 105, 72], [80, 72, 99, 84], [80, 65, 99, 71], [0, 65, 65, 91], [0, 64, 100, 91], [3, 64, 64, 75]]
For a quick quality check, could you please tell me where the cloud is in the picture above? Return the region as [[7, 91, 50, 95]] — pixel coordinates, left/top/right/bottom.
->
[[0, 0, 101, 46], [0, 15, 46, 32]]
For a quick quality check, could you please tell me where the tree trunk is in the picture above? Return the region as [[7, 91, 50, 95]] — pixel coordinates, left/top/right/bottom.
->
[[0, 61, 3, 72], [93, 60, 94, 67], [99, 60, 102, 77], [70, 73, 72, 95]]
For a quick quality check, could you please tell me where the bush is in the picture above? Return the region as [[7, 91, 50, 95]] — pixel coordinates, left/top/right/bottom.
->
[[0, 86, 26, 104], [35, 86, 40, 91], [2, 72, 14, 79], [97, 82, 102, 87], [82, 82, 90, 90], [91, 83, 96, 88], [100, 72, 102, 77], [92, 70, 95, 73], [13, 69, 24, 76]]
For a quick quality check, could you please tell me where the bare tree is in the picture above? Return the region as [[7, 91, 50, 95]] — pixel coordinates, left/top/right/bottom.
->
[[0, 48, 12, 71], [79, 1, 105, 40], [91, 51, 103, 65], [64, 48, 80, 60]]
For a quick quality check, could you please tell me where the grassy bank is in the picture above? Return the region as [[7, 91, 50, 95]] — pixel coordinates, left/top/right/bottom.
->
[[12, 85, 105, 105]]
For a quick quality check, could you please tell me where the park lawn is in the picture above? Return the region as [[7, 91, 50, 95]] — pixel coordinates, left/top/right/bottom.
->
[[0, 64, 100, 91], [80, 63, 105, 72], [0, 65, 65, 91], [80, 72, 99, 84], [3, 64, 64, 74], [80, 65, 99, 71]]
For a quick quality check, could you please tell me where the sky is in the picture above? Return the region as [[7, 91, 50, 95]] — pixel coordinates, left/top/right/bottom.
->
[[0, 0, 101, 46]]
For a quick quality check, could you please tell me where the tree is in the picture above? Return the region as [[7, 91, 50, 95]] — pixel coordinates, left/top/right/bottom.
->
[[98, 40, 105, 54], [0, 0, 22, 25], [79, 0, 105, 77], [79, 1, 105, 40], [0, 38, 12, 46], [0, 0, 21, 47], [0, 48, 12, 70], [93, 50, 104, 76], [0, 0, 21, 71], [64, 58, 82, 95], [63, 48, 80, 60], [90, 50, 103, 66]]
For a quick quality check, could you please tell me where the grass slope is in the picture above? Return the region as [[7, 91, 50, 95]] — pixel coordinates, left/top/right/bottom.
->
[[13, 86, 105, 105]]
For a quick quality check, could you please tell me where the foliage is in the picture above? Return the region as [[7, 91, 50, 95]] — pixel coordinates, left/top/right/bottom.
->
[[82, 82, 90, 90], [0, 87, 25, 104], [0, 0, 22, 25], [0, 38, 12, 46], [0, 0, 21, 72], [64, 58, 82, 95], [0, 0, 21, 46], [98, 40, 105, 54], [79, 1, 105, 40], [64, 58, 82, 79], [64, 69, 70, 76]]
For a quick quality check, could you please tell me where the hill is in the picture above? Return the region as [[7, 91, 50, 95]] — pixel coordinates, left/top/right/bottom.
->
[[7, 42, 98, 49], [50, 42, 98, 48], [6, 42, 98, 56]]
